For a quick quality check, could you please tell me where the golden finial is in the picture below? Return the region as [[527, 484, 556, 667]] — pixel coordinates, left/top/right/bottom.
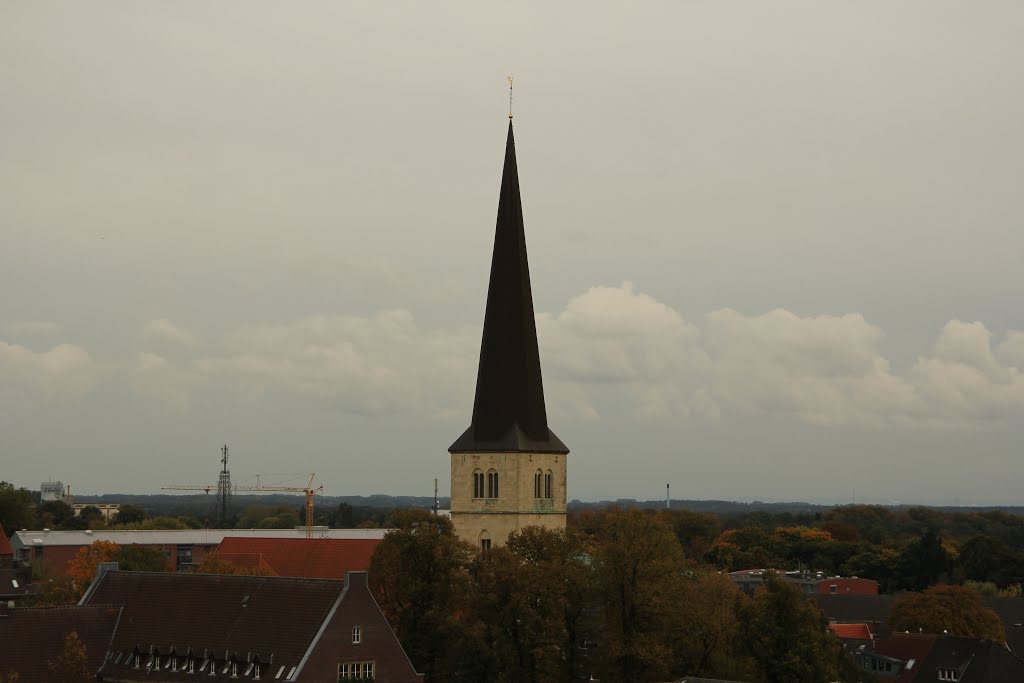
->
[[507, 76, 514, 119]]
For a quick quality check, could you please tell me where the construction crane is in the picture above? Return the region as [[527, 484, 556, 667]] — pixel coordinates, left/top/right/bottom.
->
[[235, 474, 324, 539], [162, 473, 324, 538]]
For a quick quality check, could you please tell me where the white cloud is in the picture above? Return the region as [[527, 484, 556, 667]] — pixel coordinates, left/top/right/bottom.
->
[[5, 288, 1023, 430], [908, 321, 1024, 424], [131, 352, 197, 413], [195, 311, 478, 417], [0, 341, 98, 414], [702, 308, 923, 426], [996, 330, 1024, 369]]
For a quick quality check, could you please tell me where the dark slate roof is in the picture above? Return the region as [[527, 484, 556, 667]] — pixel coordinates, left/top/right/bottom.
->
[[986, 597, 1024, 661], [450, 121, 568, 455], [83, 570, 343, 681], [812, 593, 896, 625], [0, 567, 33, 598], [0, 604, 121, 682]]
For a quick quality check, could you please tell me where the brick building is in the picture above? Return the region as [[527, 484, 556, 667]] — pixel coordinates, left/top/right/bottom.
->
[[71, 568, 422, 681], [214, 536, 380, 579], [8, 527, 387, 576]]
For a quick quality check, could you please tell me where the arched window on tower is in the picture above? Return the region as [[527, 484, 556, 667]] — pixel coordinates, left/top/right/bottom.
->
[[487, 469, 499, 499], [544, 470, 553, 499], [472, 470, 484, 499], [534, 469, 542, 499], [479, 529, 491, 554]]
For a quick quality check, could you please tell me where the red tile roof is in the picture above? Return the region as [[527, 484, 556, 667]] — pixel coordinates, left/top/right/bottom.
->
[[0, 524, 14, 556], [215, 537, 381, 579], [830, 622, 873, 640]]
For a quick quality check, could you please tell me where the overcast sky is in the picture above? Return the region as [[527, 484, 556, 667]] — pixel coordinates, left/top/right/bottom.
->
[[2, 3, 1023, 505]]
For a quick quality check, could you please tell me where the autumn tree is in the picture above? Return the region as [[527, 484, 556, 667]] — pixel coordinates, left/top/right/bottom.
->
[[741, 574, 859, 683], [588, 507, 688, 683], [67, 540, 121, 588], [471, 526, 596, 682], [890, 585, 1005, 642], [47, 631, 92, 683], [368, 510, 484, 682], [193, 553, 272, 576], [672, 571, 753, 680]]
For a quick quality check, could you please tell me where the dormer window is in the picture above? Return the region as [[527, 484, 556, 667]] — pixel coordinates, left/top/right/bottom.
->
[[352, 625, 362, 644], [186, 657, 195, 674], [938, 669, 959, 682]]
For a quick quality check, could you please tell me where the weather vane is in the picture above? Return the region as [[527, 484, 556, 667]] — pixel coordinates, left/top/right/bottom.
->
[[507, 76, 514, 119]]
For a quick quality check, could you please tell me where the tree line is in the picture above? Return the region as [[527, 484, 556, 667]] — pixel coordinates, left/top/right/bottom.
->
[[368, 508, 860, 683]]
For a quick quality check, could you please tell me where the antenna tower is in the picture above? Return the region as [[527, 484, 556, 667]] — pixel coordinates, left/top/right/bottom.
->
[[216, 445, 232, 527]]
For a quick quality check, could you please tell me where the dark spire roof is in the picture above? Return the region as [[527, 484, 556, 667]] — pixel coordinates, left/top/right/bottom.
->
[[449, 121, 568, 455]]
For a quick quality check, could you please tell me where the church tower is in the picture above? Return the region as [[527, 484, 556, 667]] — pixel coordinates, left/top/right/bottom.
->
[[449, 120, 569, 550]]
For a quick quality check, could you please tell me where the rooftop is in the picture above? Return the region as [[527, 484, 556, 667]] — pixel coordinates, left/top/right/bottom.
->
[[215, 537, 381, 579], [10, 527, 388, 548]]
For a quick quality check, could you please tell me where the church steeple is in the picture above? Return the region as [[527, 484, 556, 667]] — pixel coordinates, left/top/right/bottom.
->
[[449, 121, 568, 454]]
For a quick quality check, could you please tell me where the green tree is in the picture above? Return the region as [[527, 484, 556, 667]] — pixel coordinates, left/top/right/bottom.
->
[[822, 505, 896, 545], [741, 574, 859, 683], [667, 509, 722, 559], [889, 585, 1005, 642], [112, 504, 147, 525], [36, 499, 75, 529], [331, 502, 355, 527], [47, 631, 92, 683], [369, 510, 485, 682], [471, 526, 596, 682], [0, 481, 35, 532], [116, 544, 168, 572], [958, 535, 1019, 587], [897, 531, 951, 590], [588, 508, 688, 683]]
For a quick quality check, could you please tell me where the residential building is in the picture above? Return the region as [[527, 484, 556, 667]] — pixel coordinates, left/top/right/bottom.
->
[[729, 569, 876, 596], [77, 568, 423, 682], [449, 119, 569, 550], [853, 633, 1024, 682], [73, 502, 121, 519], [213, 536, 381, 579], [0, 603, 122, 682], [9, 527, 388, 576]]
